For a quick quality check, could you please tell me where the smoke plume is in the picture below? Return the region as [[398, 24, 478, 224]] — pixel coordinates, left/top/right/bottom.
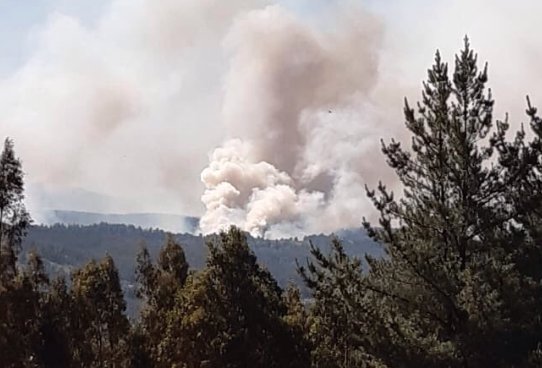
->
[[199, 5, 395, 238], [3, 0, 542, 237]]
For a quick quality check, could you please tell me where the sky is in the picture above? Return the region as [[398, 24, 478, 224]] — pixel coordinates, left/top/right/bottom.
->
[[1, 0, 541, 236]]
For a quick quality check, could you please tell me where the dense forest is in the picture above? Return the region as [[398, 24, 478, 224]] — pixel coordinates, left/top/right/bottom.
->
[[21, 223, 380, 315], [4, 40, 542, 367]]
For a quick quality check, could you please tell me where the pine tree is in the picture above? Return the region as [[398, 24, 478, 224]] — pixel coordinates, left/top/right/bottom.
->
[[299, 240, 385, 368], [301, 38, 542, 367], [282, 285, 313, 366]]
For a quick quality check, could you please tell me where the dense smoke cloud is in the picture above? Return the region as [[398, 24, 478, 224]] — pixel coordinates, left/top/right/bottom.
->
[[0, 0, 268, 223], [199, 5, 396, 238], [200, 0, 542, 238], [2, 0, 542, 237]]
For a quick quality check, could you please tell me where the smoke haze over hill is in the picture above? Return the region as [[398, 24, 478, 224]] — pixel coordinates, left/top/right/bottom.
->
[[2, 1, 542, 237]]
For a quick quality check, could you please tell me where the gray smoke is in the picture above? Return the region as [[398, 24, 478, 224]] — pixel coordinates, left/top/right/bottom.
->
[[0, 0, 269, 227], [2, 0, 541, 237], [199, 4, 399, 238]]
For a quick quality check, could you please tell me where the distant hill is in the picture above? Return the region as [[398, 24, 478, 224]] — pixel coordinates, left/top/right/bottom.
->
[[21, 223, 383, 315], [26, 183, 199, 233], [36, 210, 199, 234]]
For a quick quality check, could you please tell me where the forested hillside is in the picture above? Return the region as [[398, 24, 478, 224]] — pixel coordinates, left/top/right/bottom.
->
[[37, 210, 200, 234], [22, 223, 380, 309]]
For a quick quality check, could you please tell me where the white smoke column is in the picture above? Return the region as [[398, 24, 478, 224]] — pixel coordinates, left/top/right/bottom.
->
[[200, 4, 391, 238]]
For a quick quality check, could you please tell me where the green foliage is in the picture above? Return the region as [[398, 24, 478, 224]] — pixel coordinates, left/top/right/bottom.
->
[[37, 276, 73, 367], [0, 253, 46, 367], [1, 250, 130, 368], [301, 38, 542, 368], [71, 255, 130, 367], [0, 139, 38, 367], [22, 222, 379, 304], [160, 227, 311, 368], [134, 235, 190, 366], [299, 240, 386, 368], [0, 137, 30, 283]]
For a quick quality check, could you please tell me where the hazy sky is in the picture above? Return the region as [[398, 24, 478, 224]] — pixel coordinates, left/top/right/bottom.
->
[[1, 1, 541, 234]]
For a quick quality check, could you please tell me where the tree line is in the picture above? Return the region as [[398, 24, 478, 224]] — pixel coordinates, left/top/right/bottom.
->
[[3, 39, 542, 367]]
